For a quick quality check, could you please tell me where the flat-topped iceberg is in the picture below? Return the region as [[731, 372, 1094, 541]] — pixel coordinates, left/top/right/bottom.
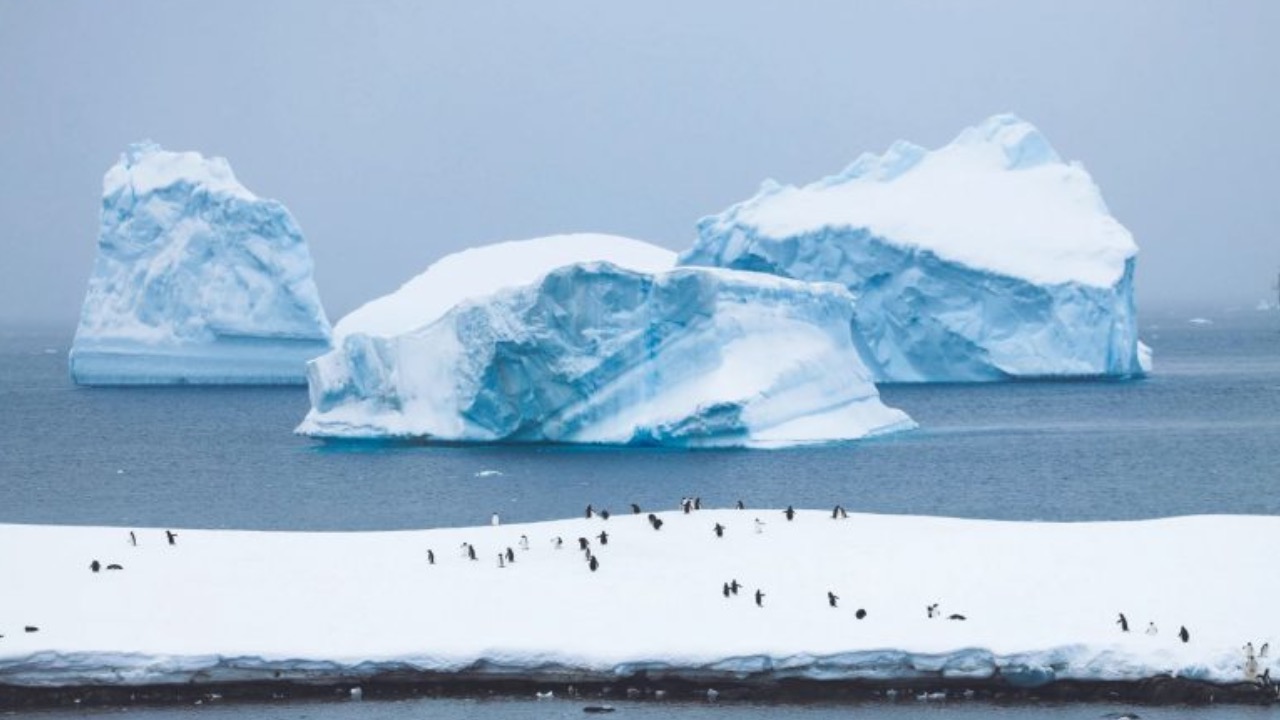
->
[[301, 242, 913, 447], [69, 142, 331, 385], [335, 233, 677, 342], [681, 114, 1148, 382]]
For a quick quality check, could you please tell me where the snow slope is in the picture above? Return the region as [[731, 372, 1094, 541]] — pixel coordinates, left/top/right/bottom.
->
[[302, 261, 913, 447], [681, 115, 1147, 382], [333, 234, 677, 342], [0, 512, 1274, 688], [69, 142, 332, 385]]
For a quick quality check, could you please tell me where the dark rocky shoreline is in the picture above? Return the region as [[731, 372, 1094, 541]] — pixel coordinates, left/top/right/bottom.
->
[[2, 672, 1276, 711]]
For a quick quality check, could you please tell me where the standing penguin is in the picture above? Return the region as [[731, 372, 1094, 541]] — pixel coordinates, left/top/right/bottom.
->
[[1117, 613, 1129, 632], [165, 530, 178, 546], [827, 591, 839, 608], [1179, 626, 1190, 643], [713, 523, 725, 538], [588, 555, 599, 572], [128, 531, 137, 546], [735, 500, 745, 510], [1145, 622, 1158, 635], [519, 535, 529, 551], [90, 560, 101, 573], [784, 506, 795, 521], [497, 553, 505, 568], [630, 503, 642, 514], [600, 509, 611, 520], [585, 504, 595, 519], [427, 549, 435, 565], [730, 579, 741, 595], [722, 582, 731, 598], [505, 547, 515, 563], [578, 537, 590, 550], [694, 497, 702, 510], [491, 512, 500, 526], [467, 544, 477, 561], [754, 518, 765, 534], [755, 589, 765, 607], [597, 531, 609, 545]]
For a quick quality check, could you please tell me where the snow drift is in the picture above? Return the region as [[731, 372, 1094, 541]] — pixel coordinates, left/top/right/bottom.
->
[[69, 142, 332, 385], [0, 512, 1274, 691], [301, 247, 913, 447], [681, 114, 1148, 382]]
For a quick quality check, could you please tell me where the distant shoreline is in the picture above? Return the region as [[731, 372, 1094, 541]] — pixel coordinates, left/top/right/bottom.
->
[[1, 672, 1276, 710]]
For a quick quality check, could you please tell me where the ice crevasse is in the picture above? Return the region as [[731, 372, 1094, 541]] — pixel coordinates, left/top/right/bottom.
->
[[681, 114, 1151, 382], [299, 236, 914, 447], [69, 142, 332, 385]]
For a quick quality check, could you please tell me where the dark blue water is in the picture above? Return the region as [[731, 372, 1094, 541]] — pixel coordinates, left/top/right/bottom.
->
[[2, 312, 1277, 531], [3, 312, 1279, 719]]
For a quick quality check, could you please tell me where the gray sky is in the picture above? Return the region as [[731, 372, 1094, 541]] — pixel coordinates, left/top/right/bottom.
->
[[2, 0, 1277, 328]]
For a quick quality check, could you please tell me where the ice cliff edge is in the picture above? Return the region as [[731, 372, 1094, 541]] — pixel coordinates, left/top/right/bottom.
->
[[300, 239, 913, 447], [681, 114, 1149, 382], [70, 142, 332, 385]]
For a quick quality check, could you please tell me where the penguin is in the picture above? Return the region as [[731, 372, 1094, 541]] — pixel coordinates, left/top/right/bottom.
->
[[491, 512, 500, 526], [839, 506, 849, 519], [855, 608, 867, 620], [585, 504, 594, 519], [600, 509, 611, 520], [1261, 642, 1270, 657], [694, 497, 702, 510], [23, 626, 38, 633], [723, 582, 731, 598], [713, 523, 725, 538], [682, 498, 692, 514], [1117, 613, 1129, 632], [467, 544, 477, 561], [827, 591, 838, 608], [755, 589, 765, 607], [90, 560, 100, 573], [165, 530, 177, 546], [730, 579, 741, 595], [652, 518, 663, 530], [630, 503, 642, 514], [578, 537, 590, 550], [1179, 626, 1190, 643], [106, 564, 122, 570], [427, 549, 435, 565], [553, 536, 564, 550], [735, 500, 745, 510], [597, 531, 609, 545], [128, 531, 137, 546], [588, 555, 599, 572], [831, 506, 840, 519], [754, 518, 765, 534], [784, 506, 795, 521], [948, 614, 966, 621], [1145, 622, 1158, 635], [927, 603, 939, 619], [505, 547, 515, 563], [498, 553, 505, 568], [519, 535, 529, 551]]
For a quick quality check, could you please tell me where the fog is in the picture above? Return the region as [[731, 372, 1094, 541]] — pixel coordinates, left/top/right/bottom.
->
[[2, 0, 1277, 328]]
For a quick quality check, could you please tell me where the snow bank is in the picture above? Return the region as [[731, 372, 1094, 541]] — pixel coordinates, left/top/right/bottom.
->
[[1, 513, 1274, 689], [682, 115, 1147, 382], [302, 261, 913, 447], [69, 142, 332, 385], [333, 234, 677, 342]]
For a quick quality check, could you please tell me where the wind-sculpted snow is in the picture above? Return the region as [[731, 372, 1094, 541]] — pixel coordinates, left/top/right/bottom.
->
[[69, 142, 331, 385], [301, 261, 913, 447], [681, 115, 1148, 382]]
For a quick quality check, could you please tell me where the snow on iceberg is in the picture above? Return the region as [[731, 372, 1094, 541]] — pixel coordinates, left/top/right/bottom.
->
[[300, 250, 913, 447], [334, 233, 677, 342], [0, 513, 1275, 690], [681, 114, 1148, 382], [69, 142, 332, 385]]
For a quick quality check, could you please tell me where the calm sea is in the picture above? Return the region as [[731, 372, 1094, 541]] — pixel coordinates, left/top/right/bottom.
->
[[2, 309, 1278, 718]]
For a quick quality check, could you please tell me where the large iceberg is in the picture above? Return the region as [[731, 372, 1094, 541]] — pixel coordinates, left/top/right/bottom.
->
[[69, 142, 332, 385], [300, 239, 913, 447], [681, 114, 1148, 382]]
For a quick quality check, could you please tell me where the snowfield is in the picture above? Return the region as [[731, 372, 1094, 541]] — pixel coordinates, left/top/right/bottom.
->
[[1, 511, 1275, 691]]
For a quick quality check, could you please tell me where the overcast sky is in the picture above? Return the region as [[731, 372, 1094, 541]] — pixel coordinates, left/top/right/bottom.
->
[[1, 0, 1277, 328]]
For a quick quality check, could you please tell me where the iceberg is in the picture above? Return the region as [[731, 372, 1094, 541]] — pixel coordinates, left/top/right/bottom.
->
[[69, 142, 332, 385], [300, 240, 913, 447], [681, 114, 1148, 382]]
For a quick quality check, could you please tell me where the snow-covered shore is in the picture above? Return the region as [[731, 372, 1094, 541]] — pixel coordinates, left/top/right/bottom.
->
[[1, 511, 1275, 702]]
